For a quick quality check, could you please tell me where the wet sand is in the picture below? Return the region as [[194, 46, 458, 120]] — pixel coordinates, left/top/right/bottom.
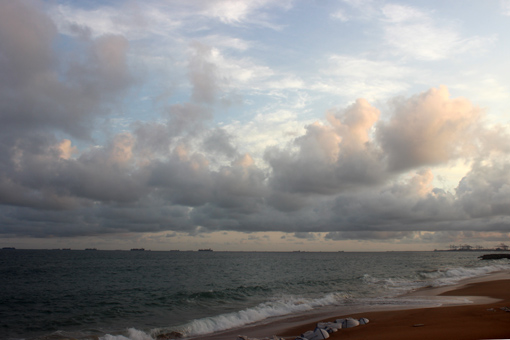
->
[[198, 272, 510, 340]]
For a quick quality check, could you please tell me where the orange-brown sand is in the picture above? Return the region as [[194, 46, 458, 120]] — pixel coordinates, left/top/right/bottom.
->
[[197, 276, 510, 340], [279, 279, 510, 340]]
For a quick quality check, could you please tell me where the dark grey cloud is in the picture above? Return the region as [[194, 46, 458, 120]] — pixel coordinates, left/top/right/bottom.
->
[[0, 1, 55, 88], [0, 1, 133, 140], [165, 103, 213, 136], [149, 153, 266, 211], [148, 154, 215, 207], [0, 134, 148, 210], [456, 161, 510, 218], [203, 128, 238, 158], [325, 231, 416, 241]]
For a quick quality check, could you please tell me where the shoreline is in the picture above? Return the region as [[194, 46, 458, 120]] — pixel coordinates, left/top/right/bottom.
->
[[195, 271, 510, 340]]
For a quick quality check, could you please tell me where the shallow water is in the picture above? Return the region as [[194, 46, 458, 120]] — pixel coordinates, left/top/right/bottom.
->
[[1, 250, 508, 339]]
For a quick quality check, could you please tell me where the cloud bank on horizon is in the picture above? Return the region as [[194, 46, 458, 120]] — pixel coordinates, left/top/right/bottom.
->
[[1, 0, 510, 250]]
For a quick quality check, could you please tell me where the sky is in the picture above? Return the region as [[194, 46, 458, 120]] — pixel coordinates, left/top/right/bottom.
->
[[1, 0, 510, 251]]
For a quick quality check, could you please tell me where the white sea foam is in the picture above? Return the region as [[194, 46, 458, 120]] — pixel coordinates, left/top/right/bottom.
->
[[98, 294, 349, 340], [363, 263, 510, 297], [100, 328, 153, 340], [420, 263, 510, 286], [175, 292, 348, 337]]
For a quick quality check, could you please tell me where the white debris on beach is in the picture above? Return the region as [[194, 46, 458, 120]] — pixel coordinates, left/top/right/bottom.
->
[[237, 317, 369, 340]]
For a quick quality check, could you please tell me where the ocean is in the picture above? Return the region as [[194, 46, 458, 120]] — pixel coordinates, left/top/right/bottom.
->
[[1, 250, 509, 340]]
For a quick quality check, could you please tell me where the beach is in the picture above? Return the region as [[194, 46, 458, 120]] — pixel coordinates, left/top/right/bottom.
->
[[202, 272, 510, 340]]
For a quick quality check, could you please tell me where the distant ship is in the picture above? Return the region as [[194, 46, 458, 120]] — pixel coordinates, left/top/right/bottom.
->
[[130, 248, 145, 251], [85, 248, 97, 251], [198, 248, 213, 252], [1, 247, 15, 250]]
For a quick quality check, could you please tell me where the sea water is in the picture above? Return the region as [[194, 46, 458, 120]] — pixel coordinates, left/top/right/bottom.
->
[[1, 250, 509, 340]]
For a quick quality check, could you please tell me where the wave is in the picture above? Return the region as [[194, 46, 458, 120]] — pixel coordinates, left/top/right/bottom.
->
[[173, 292, 349, 337], [417, 263, 510, 286], [182, 285, 272, 304], [99, 262, 510, 340], [101, 328, 153, 340], [362, 262, 510, 296], [361, 274, 425, 296], [98, 292, 349, 340]]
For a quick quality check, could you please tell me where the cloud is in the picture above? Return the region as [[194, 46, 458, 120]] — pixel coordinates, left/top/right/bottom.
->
[[58, 140, 78, 160], [265, 98, 384, 195], [331, 10, 349, 22], [381, 4, 495, 60], [198, 0, 289, 25], [50, 2, 159, 39], [50, 0, 291, 39], [188, 42, 221, 103], [146, 147, 266, 213], [340, 0, 379, 21], [47, 0, 293, 112], [200, 34, 252, 51], [324, 56, 413, 80], [0, 1, 55, 86], [3, 77, 510, 241], [0, 1, 133, 140], [457, 161, 510, 218], [382, 4, 428, 23], [502, 0, 510, 16], [313, 55, 414, 100], [2, 2, 510, 247], [325, 231, 417, 241], [377, 85, 482, 171], [223, 109, 312, 163], [3, 136, 148, 209], [203, 128, 238, 159], [324, 169, 462, 232], [163, 103, 213, 138], [293, 232, 320, 240]]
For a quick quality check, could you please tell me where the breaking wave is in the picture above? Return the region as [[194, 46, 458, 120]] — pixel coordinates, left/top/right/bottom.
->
[[362, 262, 510, 297], [174, 292, 349, 337], [99, 293, 349, 339], [417, 263, 510, 286]]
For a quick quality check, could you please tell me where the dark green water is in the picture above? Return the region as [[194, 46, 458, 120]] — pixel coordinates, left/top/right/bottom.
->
[[1, 250, 507, 339]]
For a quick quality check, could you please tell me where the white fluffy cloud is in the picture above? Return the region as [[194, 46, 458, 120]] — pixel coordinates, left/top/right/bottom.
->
[[381, 4, 495, 60], [377, 85, 483, 171]]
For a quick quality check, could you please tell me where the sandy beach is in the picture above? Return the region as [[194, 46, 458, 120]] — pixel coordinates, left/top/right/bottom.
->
[[199, 272, 510, 340]]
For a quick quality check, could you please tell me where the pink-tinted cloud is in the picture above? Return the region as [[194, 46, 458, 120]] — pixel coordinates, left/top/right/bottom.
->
[[377, 86, 482, 171]]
